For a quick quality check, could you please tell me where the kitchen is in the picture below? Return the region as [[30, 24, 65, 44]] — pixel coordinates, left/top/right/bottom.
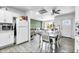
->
[[30, 6, 75, 53], [0, 6, 75, 53], [0, 6, 29, 52]]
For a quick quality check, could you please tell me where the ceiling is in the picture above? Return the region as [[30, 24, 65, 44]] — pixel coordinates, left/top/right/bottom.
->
[[7, 6, 75, 21], [9, 6, 56, 12], [9, 6, 75, 14]]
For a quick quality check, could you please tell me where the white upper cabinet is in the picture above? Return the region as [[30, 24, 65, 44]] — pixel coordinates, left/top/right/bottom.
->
[[0, 9, 13, 23], [0, 10, 4, 23], [4, 11, 13, 23]]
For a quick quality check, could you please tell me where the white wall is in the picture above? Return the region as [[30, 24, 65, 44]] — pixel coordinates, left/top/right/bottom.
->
[[55, 12, 75, 38]]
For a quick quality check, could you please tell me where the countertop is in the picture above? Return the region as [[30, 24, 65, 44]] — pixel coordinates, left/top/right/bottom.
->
[[0, 30, 14, 33]]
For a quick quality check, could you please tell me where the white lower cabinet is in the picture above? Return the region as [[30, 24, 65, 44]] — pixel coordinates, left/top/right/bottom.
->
[[0, 33, 9, 47], [9, 31, 14, 44], [0, 31, 14, 48]]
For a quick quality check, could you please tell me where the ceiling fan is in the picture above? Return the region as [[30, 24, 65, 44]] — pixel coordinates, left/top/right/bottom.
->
[[51, 7, 61, 15], [38, 7, 61, 15]]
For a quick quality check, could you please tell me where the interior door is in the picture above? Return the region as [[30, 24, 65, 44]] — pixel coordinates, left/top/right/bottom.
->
[[61, 19, 72, 37]]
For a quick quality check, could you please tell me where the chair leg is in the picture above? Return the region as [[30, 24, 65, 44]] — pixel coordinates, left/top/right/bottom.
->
[[39, 35, 41, 48], [39, 36, 43, 52], [57, 40, 60, 48], [44, 43, 47, 52], [39, 39, 41, 48]]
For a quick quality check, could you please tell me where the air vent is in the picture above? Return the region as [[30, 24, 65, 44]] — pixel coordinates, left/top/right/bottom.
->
[[39, 9, 48, 14]]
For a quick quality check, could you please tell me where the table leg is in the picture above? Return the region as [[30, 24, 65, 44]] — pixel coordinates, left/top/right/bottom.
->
[[52, 38, 55, 53], [39, 35, 42, 52], [50, 38, 55, 53]]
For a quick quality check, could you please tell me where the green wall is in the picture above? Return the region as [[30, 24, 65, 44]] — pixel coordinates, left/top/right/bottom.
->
[[30, 19, 42, 29]]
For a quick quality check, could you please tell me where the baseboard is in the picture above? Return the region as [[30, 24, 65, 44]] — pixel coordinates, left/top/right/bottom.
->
[[0, 41, 29, 50], [0, 43, 14, 50], [16, 40, 29, 45], [61, 36, 74, 39]]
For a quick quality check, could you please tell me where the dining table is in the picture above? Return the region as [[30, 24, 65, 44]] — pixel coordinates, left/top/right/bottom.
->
[[35, 29, 58, 53], [47, 30, 58, 53]]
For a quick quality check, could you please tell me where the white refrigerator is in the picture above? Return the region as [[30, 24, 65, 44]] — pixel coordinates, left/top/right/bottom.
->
[[16, 16, 29, 44]]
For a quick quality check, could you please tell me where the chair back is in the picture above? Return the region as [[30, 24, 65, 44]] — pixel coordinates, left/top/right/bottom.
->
[[42, 32, 49, 42]]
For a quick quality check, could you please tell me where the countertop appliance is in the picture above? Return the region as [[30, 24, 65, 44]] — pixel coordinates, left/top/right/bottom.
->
[[15, 16, 29, 44], [2, 23, 13, 30]]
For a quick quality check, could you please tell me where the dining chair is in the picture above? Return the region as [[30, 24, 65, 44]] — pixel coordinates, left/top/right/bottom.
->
[[55, 31, 62, 48], [40, 32, 50, 52], [31, 30, 36, 40], [49, 38, 53, 53]]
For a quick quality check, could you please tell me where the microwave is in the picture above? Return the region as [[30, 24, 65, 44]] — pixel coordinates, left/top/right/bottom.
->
[[0, 23, 13, 31]]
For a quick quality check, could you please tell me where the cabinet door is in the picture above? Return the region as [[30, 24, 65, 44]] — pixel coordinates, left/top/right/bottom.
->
[[5, 11, 13, 23], [9, 31, 14, 44], [0, 10, 4, 23], [0, 32, 14, 47], [0, 33, 9, 47]]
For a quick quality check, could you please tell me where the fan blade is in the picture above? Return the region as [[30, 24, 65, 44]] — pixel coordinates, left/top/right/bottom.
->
[[55, 12, 60, 14], [57, 10, 61, 11]]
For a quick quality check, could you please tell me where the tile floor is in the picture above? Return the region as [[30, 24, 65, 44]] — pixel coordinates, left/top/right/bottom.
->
[[0, 35, 74, 53]]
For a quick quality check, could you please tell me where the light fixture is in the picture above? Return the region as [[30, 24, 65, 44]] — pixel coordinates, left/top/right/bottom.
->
[[36, 12, 40, 15], [40, 15, 55, 21]]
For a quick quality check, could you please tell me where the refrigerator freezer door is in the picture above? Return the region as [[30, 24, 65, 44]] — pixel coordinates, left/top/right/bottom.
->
[[16, 19, 28, 27]]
